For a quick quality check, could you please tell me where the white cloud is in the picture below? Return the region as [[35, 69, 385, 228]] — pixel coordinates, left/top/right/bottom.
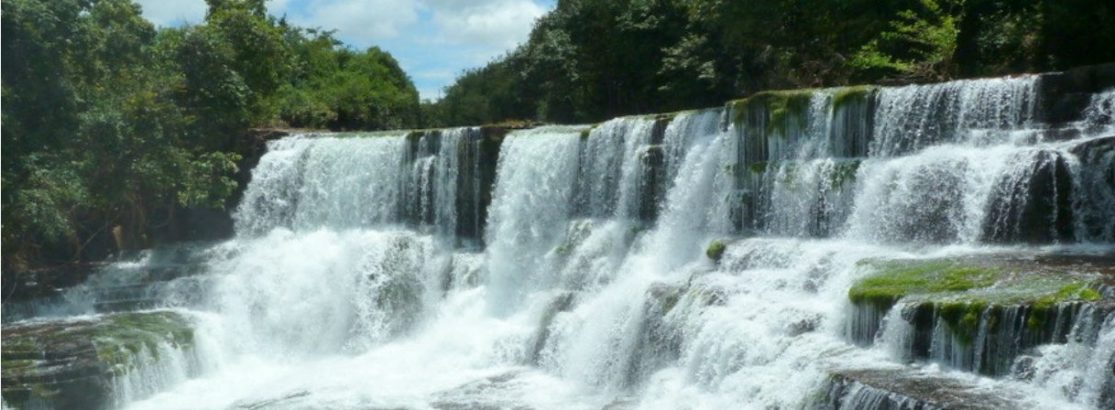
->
[[280, 0, 420, 41], [428, 0, 545, 51], [132, 0, 553, 100], [134, 0, 207, 27]]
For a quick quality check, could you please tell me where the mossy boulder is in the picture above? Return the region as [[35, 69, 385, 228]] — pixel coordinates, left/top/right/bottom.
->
[[1, 311, 195, 410], [706, 240, 727, 262]]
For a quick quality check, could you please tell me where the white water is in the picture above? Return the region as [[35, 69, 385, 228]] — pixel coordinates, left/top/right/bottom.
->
[[5, 79, 1115, 410]]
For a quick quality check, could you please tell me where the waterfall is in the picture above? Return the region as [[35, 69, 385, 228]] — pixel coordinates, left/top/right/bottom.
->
[[4, 71, 1114, 410], [234, 133, 409, 234], [870, 75, 1037, 156], [485, 126, 585, 312]]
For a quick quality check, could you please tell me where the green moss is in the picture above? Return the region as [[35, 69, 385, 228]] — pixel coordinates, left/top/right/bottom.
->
[[573, 124, 598, 140], [831, 85, 877, 111], [1026, 304, 1054, 331], [767, 91, 813, 136], [848, 260, 1000, 307], [90, 311, 195, 374], [728, 98, 749, 126], [829, 160, 861, 188], [728, 89, 815, 136], [706, 240, 726, 262], [2, 310, 197, 393], [937, 301, 988, 345], [850, 258, 1106, 339], [749, 161, 768, 174]]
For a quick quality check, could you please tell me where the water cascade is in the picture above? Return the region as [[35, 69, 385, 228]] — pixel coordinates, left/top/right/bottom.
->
[[3, 65, 1115, 410]]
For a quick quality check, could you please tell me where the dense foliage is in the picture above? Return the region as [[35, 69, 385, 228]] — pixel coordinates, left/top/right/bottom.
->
[[426, 0, 1115, 126], [1, 0, 420, 271]]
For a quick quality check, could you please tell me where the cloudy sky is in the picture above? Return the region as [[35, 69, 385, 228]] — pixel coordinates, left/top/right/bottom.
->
[[135, 0, 555, 100]]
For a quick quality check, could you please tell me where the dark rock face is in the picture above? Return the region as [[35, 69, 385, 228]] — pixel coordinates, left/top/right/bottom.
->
[[1035, 63, 1115, 125], [400, 127, 502, 245], [1101, 352, 1115, 410], [982, 150, 1075, 243], [1, 311, 195, 410], [1070, 135, 1115, 241], [458, 127, 503, 242], [637, 145, 665, 222]]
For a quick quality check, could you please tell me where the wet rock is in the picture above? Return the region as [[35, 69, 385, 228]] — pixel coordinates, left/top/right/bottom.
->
[[637, 144, 665, 222], [431, 371, 531, 410], [527, 291, 574, 365], [1036, 63, 1115, 124], [456, 127, 503, 243], [1069, 135, 1115, 241], [786, 315, 821, 336], [825, 368, 1031, 410], [829, 86, 877, 158], [1, 311, 195, 410], [1101, 352, 1115, 410], [982, 150, 1075, 243]]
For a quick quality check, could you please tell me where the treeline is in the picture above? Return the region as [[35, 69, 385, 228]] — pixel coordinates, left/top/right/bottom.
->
[[425, 0, 1115, 126], [2, 0, 421, 271]]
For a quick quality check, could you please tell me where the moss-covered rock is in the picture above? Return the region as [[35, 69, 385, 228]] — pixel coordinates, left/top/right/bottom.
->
[[849, 257, 1103, 309], [1, 311, 195, 410], [729, 89, 816, 137], [706, 240, 727, 262], [848, 260, 1001, 309], [829, 159, 861, 189], [830, 85, 877, 112], [847, 255, 1110, 375]]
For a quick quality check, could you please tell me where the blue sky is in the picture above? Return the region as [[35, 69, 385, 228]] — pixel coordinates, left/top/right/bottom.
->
[[135, 0, 556, 101]]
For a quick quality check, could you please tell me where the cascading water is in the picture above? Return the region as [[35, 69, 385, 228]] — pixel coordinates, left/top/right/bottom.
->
[[4, 71, 1115, 410]]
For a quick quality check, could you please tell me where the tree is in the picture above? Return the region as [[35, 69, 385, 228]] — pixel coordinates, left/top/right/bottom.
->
[[851, 0, 965, 81], [3, 0, 422, 272]]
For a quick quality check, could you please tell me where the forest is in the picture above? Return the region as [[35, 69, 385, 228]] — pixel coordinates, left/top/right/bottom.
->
[[2, 0, 421, 272], [425, 0, 1115, 126], [4, 0, 1115, 272]]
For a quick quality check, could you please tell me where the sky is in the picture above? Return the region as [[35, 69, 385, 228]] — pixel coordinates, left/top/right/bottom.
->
[[135, 0, 556, 101]]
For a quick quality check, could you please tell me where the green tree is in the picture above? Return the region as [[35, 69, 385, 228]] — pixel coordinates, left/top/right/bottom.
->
[[851, 0, 965, 81]]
